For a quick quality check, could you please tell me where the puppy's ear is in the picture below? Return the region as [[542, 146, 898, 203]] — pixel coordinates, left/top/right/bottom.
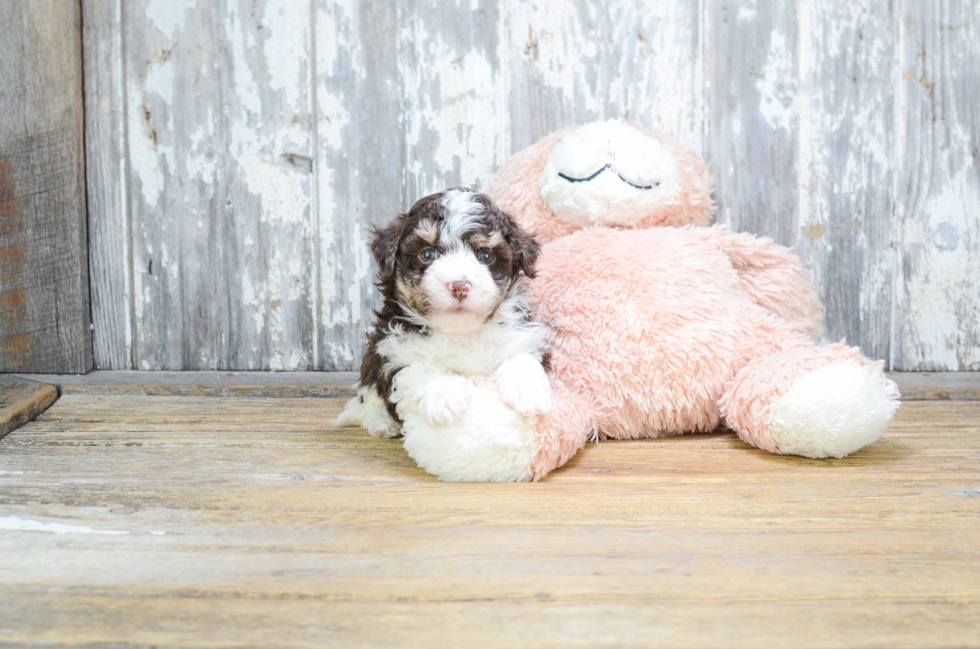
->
[[370, 220, 402, 282], [505, 217, 540, 279]]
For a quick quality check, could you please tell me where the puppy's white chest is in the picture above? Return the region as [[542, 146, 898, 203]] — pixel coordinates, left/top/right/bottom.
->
[[376, 291, 548, 381], [386, 330, 506, 376]]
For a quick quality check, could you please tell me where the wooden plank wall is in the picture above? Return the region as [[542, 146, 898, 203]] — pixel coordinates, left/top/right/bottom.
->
[[0, 0, 91, 373], [82, 0, 979, 372]]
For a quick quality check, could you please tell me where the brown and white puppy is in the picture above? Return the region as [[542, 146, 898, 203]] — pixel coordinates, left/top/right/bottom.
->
[[336, 188, 551, 442]]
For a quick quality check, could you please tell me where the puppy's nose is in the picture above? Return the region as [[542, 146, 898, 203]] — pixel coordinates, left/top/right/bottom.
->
[[449, 280, 472, 301]]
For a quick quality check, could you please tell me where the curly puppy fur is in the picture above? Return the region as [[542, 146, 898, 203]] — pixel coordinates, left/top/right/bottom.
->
[[337, 188, 544, 440]]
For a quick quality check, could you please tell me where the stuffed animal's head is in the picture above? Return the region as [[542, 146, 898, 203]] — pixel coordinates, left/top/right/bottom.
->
[[488, 120, 715, 243]]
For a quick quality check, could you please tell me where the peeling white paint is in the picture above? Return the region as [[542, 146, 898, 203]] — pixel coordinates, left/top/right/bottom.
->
[[127, 96, 164, 209], [89, 0, 980, 372], [505, 0, 701, 148], [327, 340, 355, 364], [796, 0, 815, 236], [185, 124, 217, 182], [160, 241, 177, 282], [756, 31, 796, 132], [228, 6, 263, 117], [145, 0, 197, 40], [316, 92, 350, 151], [399, 19, 501, 190], [267, 243, 284, 368], [138, 0, 315, 370], [903, 166, 980, 369], [261, 0, 308, 112]]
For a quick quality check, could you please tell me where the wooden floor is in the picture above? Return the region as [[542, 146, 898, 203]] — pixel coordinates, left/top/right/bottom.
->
[[1, 391, 978, 647]]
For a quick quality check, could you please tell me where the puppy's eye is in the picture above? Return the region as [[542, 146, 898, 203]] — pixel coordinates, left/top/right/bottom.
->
[[420, 248, 437, 262], [477, 250, 493, 264]]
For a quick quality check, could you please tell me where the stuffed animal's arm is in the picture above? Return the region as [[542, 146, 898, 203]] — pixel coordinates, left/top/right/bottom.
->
[[493, 353, 553, 417], [712, 227, 823, 339]]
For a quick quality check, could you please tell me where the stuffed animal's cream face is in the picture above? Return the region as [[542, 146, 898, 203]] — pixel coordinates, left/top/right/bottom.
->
[[539, 121, 683, 227], [487, 119, 714, 244]]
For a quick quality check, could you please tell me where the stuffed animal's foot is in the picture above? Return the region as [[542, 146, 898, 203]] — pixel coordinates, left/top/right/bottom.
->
[[766, 359, 899, 457], [528, 386, 598, 480], [494, 353, 554, 417], [720, 344, 900, 458], [401, 385, 538, 482]]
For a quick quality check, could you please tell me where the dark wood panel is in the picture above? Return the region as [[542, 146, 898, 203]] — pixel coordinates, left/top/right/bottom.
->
[[0, 0, 91, 372]]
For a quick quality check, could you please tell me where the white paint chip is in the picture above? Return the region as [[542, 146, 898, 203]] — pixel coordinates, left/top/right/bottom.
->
[[145, 0, 198, 40], [0, 516, 129, 536], [756, 31, 796, 132]]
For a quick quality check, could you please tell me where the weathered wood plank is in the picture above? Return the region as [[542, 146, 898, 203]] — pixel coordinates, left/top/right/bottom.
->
[[124, 0, 317, 370], [894, 0, 980, 370], [10, 371, 979, 401], [505, 0, 704, 154], [0, 0, 91, 373], [314, 0, 704, 371], [16, 370, 358, 398], [0, 395, 978, 646], [2, 598, 978, 649], [705, 0, 797, 245], [794, 0, 896, 361], [0, 376, 58, 440], [82, 0, 980, 374], [314, 0, 405, 370], [397, 0, 506, 197], [82, 0, 132, 370], [890, 371, 980, 401]]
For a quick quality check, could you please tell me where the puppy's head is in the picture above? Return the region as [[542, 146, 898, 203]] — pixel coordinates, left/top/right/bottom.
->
[[371, 188, 539, 334]]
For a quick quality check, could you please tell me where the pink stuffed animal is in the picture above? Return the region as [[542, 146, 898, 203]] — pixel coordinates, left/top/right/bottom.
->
[[485, 120, 900, 480]]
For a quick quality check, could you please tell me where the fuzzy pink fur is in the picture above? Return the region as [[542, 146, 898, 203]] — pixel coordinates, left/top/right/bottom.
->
[[714, 228, 823, 340], [487, 123, 898, 480], [530, 382, 598, 481], [528, 226, 814, 442]]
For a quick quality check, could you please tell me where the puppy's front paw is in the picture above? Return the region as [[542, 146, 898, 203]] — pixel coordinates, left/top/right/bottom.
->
[[494, 354, 553, 417], [417, 375, 475, 426]]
